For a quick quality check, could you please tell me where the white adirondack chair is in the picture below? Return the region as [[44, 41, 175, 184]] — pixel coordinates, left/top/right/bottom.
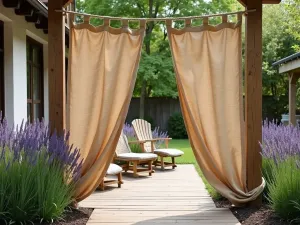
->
[[114, 131, 157, 177], [132, 119, 184, 170]]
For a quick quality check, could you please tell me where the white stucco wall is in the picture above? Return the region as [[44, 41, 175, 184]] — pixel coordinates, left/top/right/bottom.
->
[[0, 2, 49, 126]]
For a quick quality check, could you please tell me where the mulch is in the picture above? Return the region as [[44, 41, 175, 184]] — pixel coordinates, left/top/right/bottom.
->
[[215, 199, 292, 225], [0, 207, 93, 225], [35, 207, 93, 225]]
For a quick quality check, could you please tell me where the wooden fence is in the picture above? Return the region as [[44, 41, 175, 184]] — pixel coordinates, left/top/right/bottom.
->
[[126, 97, 181, 131], [125, 96, 288, 131]]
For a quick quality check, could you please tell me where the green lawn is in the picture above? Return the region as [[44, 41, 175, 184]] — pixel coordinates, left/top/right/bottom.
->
[[168, 139, 195, 164], [168, 139, 223, 200]]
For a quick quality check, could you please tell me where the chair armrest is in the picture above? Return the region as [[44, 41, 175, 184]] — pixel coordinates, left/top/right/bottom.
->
[[152, 138, 172, 141], [141, 138, 171, 142], [141, 138, 171, 149], [128, 140, 147, 144]]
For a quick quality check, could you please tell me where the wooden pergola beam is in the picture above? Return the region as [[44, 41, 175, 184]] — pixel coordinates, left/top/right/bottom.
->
[[245, 0, 263, 207], [48, 0, 66, 133], [238, 0, 281, 6]]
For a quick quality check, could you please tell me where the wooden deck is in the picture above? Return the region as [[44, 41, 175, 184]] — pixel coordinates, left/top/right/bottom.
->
[[80, 165, 240, 225]]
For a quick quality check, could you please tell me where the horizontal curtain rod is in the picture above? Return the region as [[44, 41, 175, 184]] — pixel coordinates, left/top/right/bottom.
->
[[56, 9, 256, 22]]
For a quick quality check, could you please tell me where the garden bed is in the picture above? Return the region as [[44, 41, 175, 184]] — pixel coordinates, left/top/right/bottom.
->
[[215, 199, 290, 225], [35, 208, 93, 225]]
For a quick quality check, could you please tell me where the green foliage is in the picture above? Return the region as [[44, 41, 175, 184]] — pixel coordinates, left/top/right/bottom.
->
[[262, 4, 300, 116], [262, 95, 288, 121], [266, 157, 300, 221], [134, 51, 177, 98], [262, 157, 276, 201], [0, 150, 75, 223], [285, 0, 300, 52], [128, 143, 143, 153], [168, 113, 188, 139], [127, 136, 143, 153]]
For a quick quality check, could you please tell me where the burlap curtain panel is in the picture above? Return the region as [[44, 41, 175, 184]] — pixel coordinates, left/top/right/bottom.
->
[[67, 18, 145, 201], [167, 16, 264, 204]]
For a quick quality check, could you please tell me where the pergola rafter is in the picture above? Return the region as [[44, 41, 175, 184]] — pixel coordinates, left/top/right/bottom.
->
[[48, 0, 281, 207]]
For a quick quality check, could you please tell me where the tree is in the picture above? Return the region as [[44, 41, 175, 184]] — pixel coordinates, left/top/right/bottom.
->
[[285, 0, 300, 51], [261, 4, 300, 120], [78, 0, 241, 118]]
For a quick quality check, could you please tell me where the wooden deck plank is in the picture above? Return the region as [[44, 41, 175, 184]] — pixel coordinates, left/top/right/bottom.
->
[[80, 165, 240, 225]]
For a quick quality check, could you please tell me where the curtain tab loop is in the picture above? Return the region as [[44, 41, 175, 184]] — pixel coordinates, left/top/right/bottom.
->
[[84, 16, 90, 24], [237, 13, 243, 22], [222, 15, 228, 23], [166, 19, 172, 27], [139, 19, 146, 29], [203, 17, 209, 26], [104, 18, 110, 27], [185, 18, 192, 27], [121, 19, 129, 28], [69, 14, 75, 27]]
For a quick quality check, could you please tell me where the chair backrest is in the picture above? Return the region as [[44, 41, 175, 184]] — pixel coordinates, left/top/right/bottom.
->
[[132, 119, 154, 153], [115, 131, 131, 156]]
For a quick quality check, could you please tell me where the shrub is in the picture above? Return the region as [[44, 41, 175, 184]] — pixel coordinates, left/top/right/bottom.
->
[[261, 120, 300, 221], [262, 157, 276, 201], [261, 120, 300, 160], [168, 113, 188, 139], [267, 157, 300, 221], [0, 119, 82, 223]]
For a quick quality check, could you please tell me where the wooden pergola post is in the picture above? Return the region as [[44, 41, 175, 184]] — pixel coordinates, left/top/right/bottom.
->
[[289, 73, 300, 125], [48, 0, 66, 134], [245, 0, 263, 207]]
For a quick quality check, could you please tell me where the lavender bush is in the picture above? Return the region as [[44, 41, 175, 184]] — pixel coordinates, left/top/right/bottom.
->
[[261, 120, 300, 221], [0, 118, 82, 223], [123, 123, 168, 152], [261, 120, 300, 160]]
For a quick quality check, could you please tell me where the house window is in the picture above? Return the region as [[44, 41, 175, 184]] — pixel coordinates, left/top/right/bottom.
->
[[27, 37, 44, 122], [0, 21, 4, 117]]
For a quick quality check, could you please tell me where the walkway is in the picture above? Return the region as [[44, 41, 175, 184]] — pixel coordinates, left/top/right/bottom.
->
[[80, 165, 240, 225]]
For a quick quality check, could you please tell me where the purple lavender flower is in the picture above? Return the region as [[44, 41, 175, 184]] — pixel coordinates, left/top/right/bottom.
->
[[123, 123, 135, 139], [261, 120, 300, 164], [0, 117, 82, 182], [152, 127, 168, 147]]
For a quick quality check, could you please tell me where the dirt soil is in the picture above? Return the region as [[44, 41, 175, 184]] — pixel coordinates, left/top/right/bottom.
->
[[34, 208, 93, 225], [215, 199, 292, 225]]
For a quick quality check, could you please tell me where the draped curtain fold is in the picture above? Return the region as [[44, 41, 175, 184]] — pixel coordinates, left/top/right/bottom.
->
[[167, 20, 264, 204], [67, 21, 145, 201]]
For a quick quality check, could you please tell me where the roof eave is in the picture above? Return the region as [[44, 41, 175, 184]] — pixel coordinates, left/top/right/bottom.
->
[[272, 53, 300, 67], [26, 0, 70, 35]]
